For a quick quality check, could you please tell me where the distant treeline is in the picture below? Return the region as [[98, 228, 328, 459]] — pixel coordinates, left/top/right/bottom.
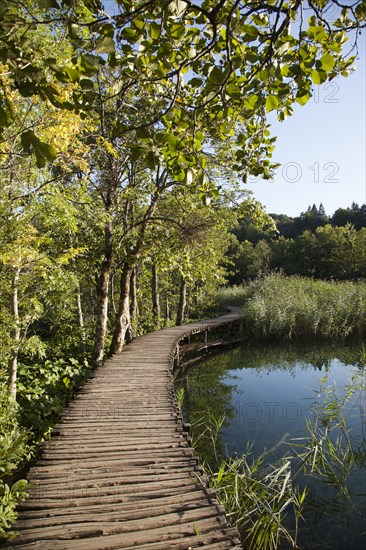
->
[[228, 203, 366, 282]]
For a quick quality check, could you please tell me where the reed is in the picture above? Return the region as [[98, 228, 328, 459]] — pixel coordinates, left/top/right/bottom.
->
[[186, 365, 366, 549], [216, 274, 366, 340], [208, 451, 306, 550], [191, 413, 305, 549]]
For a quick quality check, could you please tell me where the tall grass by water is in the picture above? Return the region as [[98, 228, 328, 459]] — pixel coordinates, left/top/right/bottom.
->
[[178, 358, 366, 549], [217, 274, 366, 340], [200, 416, 306, 550]]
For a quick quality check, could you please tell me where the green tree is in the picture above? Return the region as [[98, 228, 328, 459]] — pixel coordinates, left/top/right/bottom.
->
[[2, 1, 365, 173], [0, 63, 90, 396], [314, 224, 357, 279]]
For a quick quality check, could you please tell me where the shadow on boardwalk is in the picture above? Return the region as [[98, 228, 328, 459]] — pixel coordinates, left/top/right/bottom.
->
[[3, 311, 244, 549]]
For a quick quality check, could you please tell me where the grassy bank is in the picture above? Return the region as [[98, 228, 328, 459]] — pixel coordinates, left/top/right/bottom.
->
[[217, 274, 366, 340]]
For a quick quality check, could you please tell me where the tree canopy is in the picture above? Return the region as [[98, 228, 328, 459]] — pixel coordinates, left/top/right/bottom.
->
[[1, 1, 365, 182]]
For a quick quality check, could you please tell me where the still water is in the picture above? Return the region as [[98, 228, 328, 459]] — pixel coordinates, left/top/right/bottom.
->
[[175, 341, 366, 550]]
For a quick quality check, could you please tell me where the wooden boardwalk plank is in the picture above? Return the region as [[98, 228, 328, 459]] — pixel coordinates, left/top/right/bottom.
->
[[3, 311, 243, 549]]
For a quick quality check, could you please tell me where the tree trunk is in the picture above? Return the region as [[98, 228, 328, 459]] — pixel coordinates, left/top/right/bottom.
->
[[92, 220, 113, 368], [126, 265, 138, 342], [151, 263, 161, 328], [76, 282, 86, 353], [109, 263, 133, 355], [8, 267, 21, 398], [176, 276, 186, 326], [165, 297, 170, 322]]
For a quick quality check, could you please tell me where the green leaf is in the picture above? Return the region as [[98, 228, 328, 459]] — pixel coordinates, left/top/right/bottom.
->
[[241, 24, 259, 42], [80, 78, 94, 90], [265, 95, 279, 112], [21, 130, 36, 152], [55, 70, 70, 83], [136, 127, 151, 139], [188, 77, 203, 88], [37, 142, 57, 166], [122, 27, 139, 43], [164, 109, 176, 122], [311, 69, 327, 84], [244, 95, 258, 110], [99, 23, 114, 37], [209, 66, 225, 84], [83, 0, 102, 12], [78, 54, 102, 75], [95, 36, 115, 54], [153, 66, 166, 78], [129, 145, 143, 161], [168, 23, 186, 40], [133, 18, 145, 31], [21, 131, 57, 168], [308, 26, 327, 42], [146, 151, 157, 169], [65, 67, 80, 83], [149, 23, 161, 40], [296, 90, 311, 106], [320, 53, 335, 71], [35, 0, 60, 8]]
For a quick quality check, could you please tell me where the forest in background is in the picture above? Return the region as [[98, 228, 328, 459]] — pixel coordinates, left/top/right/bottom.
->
[[229, 202, 366, 282], [1, 0, 365, 538]]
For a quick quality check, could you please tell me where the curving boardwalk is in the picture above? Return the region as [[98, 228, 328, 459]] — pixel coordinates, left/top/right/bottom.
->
[[5, 311, 243, 549]]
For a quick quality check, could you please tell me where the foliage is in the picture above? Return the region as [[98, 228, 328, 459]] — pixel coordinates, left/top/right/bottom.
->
[[209, 451, 306, 550], [271, 202, 366, 238], [216, 274, 366, 340], [1, 1, 365, 181], [291, 370, 366, 495], [229, 204, 366, 282], [16, 357, 92, 437], [0, 480, 28, 539], [0, 385, 30, 538], [0, 356, 91, 536]]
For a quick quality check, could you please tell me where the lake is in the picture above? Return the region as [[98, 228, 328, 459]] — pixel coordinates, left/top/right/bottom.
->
[[175, 341, 366, 550]]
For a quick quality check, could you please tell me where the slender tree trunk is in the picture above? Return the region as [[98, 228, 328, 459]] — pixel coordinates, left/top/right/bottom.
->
[[176, 276, 186, 326], [186, 287, 191, 319], [151, 263, 161, 328], [70, 232, 86, 353], [126, 265, 138, 342], [8, 267, 21, 398], [109, 263, 133, 354], [165, 297, 170, 322], [92, 220, 113, 368], [76, 282, 86, 352], [130, 265, 138, 321]]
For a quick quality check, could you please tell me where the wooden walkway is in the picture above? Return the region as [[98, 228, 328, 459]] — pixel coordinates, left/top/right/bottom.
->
[[5, 311, 243, 549]]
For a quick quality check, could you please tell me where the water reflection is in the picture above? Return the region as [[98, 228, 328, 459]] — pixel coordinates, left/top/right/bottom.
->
[[174, 341, 366, 550], [175, 348, 237, 465]]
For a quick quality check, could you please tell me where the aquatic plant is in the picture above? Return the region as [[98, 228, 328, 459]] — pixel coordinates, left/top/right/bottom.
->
[[216, 274, 366, 340], [185, 362, 366, 549], [191, 413, 305, 549]]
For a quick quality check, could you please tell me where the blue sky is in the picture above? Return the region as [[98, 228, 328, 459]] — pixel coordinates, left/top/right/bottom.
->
[[247, 32, 366, 217]]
